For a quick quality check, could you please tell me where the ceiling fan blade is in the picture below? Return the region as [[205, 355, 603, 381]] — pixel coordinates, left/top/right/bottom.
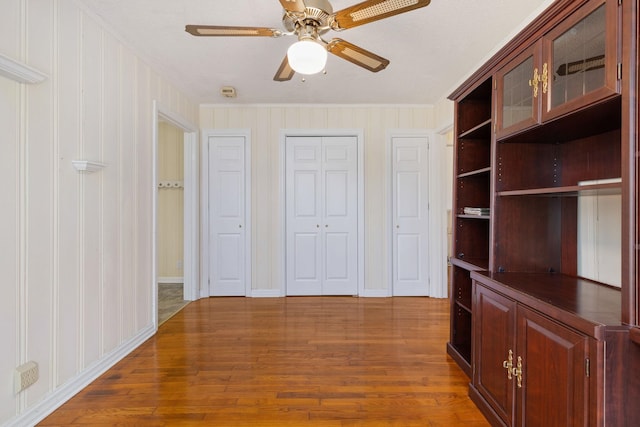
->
[[327, 39, 389, 72], [274, 55, 295, 81], [332, 0, 431, 30], [279, 0, 306, 13], [185, 25, 280, 37]]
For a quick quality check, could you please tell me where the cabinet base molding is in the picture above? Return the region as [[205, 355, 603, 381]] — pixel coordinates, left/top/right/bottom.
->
[[469, 385, 507, 427], [446, 342, 471, 377]]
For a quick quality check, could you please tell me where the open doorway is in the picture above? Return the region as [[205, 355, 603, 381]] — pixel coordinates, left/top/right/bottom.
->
[[152, 101, 199, 327], [157, 120, 188, 323]]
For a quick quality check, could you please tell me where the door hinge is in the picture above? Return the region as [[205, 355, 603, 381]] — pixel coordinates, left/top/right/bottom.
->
[[585, 358, 590, 377], [617, 63, 622, 80]]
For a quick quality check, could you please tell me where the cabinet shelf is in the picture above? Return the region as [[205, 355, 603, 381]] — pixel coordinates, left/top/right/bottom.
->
[[472, 271, 622, 338], [457, 214, 490, 220], [455, 299, 472, 314], [497, 181, 621, 197], [457, 166, 491, 179], [450, 256, 489, 272], [459, 118, 492, 139]]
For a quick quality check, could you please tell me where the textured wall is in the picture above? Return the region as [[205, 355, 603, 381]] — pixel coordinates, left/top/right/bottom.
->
[[0, 0, 197, 423]]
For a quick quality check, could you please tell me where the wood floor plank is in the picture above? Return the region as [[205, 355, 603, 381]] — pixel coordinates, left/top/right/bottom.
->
[[38, 297, 488, 426]]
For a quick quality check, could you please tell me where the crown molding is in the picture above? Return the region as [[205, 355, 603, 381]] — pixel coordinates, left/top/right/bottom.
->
[[0, 52, 47, 84]]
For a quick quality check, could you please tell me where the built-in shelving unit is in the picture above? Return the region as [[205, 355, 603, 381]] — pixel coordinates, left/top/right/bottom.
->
[[447, 77, 493, 375], [446, 0, 639, 424]]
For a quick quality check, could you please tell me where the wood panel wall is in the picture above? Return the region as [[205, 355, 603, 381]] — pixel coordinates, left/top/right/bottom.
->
[[0, 0, 197, 424]]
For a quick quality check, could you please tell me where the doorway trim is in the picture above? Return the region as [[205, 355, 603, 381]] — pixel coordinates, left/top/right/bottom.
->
[[386, 129, 447, 297], [279, 129, 365, 296], [200, 129, 252, 297], [152, 100, 199, 329]]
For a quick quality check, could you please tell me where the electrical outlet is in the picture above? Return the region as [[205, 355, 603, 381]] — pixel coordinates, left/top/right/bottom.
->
[[176, 260, 183, 270], [14, 361, 38, 393]]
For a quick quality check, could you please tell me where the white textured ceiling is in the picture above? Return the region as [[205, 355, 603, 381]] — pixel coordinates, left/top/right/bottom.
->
[[79, 0, 555, 105]]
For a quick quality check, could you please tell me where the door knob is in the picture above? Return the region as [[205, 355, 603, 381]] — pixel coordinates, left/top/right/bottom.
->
[[396, 225, 400, 228], [239, 224, 242, 228]]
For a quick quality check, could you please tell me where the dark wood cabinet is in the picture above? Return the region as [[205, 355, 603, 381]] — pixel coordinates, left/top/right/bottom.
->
[[495, 0, 619, 140], [472, 280, 593, 427], [496, 44, 540, 138], [447, 0, 639, 424], [472, 283, 515, 425]]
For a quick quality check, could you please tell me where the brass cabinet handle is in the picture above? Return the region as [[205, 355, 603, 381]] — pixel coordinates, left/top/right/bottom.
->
[[512, 356, 523, 388], [529, 67, 540, 98], [503, 349, 514, 380], [541, 63, 549, 94]]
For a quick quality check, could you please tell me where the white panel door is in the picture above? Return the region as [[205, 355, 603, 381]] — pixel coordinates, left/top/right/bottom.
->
[[286, 136, 358, 295], [321, 138, 358, 295], [392, 137, 430, 296], [209, 136, 247, 296]]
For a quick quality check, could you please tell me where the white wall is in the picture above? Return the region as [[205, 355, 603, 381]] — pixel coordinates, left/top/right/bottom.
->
[[200, 105, 453, 295], [0, 0, 197, 425]]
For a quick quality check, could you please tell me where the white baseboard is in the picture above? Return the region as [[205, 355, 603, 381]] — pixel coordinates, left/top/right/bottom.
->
[[360, 289, 391, 297], [158, 276, 184, 284], [249, 289, 283, 298], [4, 324, 156, 427]]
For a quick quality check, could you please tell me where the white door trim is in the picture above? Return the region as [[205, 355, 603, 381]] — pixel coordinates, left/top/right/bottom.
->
[[279, 129, 364, 297], [386, 129, 447, 298], [201, 129, 252, 297], [152, 100, 199, 330]]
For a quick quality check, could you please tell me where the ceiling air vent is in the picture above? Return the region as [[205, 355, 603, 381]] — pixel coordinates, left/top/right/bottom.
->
[[220, 86, 237, 98]]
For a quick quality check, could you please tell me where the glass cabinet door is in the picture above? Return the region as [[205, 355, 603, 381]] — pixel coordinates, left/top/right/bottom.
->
[[542, 0, 619, 120], [495, 43, 542, 139]]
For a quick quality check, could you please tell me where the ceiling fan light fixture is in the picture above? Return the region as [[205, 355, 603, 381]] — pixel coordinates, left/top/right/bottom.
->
[[287, 39, 327, 75]]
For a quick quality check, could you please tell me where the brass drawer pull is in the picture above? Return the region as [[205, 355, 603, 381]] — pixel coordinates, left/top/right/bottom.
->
[[503, 349, 514, 380], [512, 356, 523, 388]]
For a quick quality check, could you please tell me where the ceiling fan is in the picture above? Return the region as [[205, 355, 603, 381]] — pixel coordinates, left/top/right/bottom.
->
[[185, 0, 431, 81]]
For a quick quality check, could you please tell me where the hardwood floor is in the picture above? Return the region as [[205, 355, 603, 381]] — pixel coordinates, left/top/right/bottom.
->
[[39, 297, 489, 426]]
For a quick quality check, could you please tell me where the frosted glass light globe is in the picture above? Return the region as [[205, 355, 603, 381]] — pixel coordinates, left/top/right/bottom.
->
[[287, 40, 327, 75]]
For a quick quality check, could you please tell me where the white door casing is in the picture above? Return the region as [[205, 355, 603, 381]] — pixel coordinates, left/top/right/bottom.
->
[[152, 101, 199, 329], [205, 132, 251, 296], [285, 135, 359, 296], [391, 136, 430, 295]]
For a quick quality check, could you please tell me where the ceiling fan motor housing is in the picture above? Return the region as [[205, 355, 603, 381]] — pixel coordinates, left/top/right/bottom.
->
[[282, 0, 334, 36]]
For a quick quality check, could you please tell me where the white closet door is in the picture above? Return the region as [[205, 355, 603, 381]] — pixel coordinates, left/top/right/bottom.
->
[[286, 136, 358, 295], [208, 136, 247, 296], [392, 136, 430, 296], [286, 137, 323, 295]]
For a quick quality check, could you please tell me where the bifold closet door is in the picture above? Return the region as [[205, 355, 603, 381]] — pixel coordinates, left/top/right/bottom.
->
[[285, 136, 358, 295]]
